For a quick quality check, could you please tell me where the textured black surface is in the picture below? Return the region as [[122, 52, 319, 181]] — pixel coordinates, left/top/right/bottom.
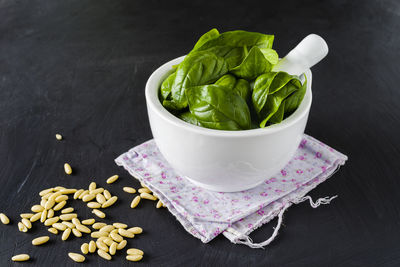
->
[[1, 0, 400, 266]]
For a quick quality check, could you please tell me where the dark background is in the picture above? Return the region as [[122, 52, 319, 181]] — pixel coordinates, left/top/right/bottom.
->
[[1, 0, 399, 266]]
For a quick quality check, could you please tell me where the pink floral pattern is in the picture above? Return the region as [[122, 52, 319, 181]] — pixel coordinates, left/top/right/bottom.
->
[[116, 134, 347, 244]]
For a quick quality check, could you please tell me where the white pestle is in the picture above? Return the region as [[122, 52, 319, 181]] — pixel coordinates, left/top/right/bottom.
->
[[272, 34, 329, 76]]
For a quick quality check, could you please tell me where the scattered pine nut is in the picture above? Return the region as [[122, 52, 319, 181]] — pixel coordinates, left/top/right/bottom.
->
[[0, 213, 10, 224], [72, 228, 82, 237], [40, 188, 54, 196], [81, 218, 95, 225], [73, 189, 84, 199], [110, 232, 123, 242], [89, 182, 96, 191], [99, 225, 115, 233], [64, 163, 72, 175], [53, 223, 67, 231], [40, 209, 48, 223], [18, 222, 28, 232], [12, 254, 30, 262], [82, 194, 96, 202], [32, 236, 49, 246], [54, 186, 66, 191], [140, 182, 147, 188], [110, 228, 118, 235], [97, 249, 112, 260], [96, 194, 106, 204], [126, 255, 143, 262], [21, 218, 32, 229], [59, 189, 77, 195], [88, 240, 96, 253], [116, 239, 127, 250], [60, 213, 77, 221], [71, 217, 80, 226], [109, 242, 117, 255], [106, 175, 119, 184], [45, 199, 56, 210], [68, 252, 85, 263], [81, 243, 89, 254], [156, 200, 163, 208], [55, 195, 68, 203], [76, 224, 91, 234], [91, 231, 108, 238], [62, 221, 75, 229], [138, 188, 152, 194], [78, 190, 89, 200], [44, 217, 59, 226], [47, 209, 55, 218], [90, 188, 104, 195], [118, 228, 134, 238], [92, 222, 107, 229], [103, 190, 112, 200], [62, 228, 72, 241], [127, 248, 144, 255], [113, 223, 127, 229], [130, 196, 141, 208], [31, 205, 44, 213], [55, 134, 63, 140], [87, 202, 102, 209], [30, 212, 42, 222], [101, 196, 118, 208], [53, 200, 67, 211], [127, 227, 143, 234], [103, 237, 114, 246], [92, 209, 105, 219], [61, 207, 74, 214], [20, 213, 34, 219], [48, 227, 58, 234], [40, 198, 47, 207], [123, 187, 136, 194], [140, 192, 157, 201], [96, 240, 109, 252]]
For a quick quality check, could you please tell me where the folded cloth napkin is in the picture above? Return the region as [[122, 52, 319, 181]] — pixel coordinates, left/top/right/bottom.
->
[[115, 134, 347, 248]]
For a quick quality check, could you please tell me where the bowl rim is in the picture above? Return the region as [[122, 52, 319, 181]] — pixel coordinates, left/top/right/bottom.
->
[[145, 55, 312, 137]]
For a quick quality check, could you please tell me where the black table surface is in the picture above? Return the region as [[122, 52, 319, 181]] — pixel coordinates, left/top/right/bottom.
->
[[1, 0, 399, 266]]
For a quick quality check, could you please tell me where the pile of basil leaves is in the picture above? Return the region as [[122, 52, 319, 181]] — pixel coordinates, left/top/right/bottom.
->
[[159, 29, 307, 130]]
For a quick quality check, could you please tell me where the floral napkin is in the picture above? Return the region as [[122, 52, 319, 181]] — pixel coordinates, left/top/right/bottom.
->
[[115, 134, 347, 248]]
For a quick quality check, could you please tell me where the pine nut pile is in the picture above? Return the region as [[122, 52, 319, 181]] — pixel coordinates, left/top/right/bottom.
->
[[0, 133, 166, 263]]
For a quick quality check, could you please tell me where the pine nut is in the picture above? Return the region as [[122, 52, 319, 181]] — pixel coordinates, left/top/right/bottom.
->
[[81, 243, 89, 254], [138, 188, 151, 194], [140, 182, 147, 188], [55, 134, 63, 140], [116, 239, 127, 250], [20, 213, 33, 219], [110, 228, 118, 235], [47, 209, 54, 218], [97, 249, 111, 260], [126, 255, 143, 262], [21, 218, 32, 229], [32, 236, 49, 245], [12, 254, 30, 262], [72, 228, 82, 237], [99, 225, 115, 233], [60, 213, 77, 221], [62, 221, 75, 228], [76, 224, 91, 234], [41, 209, 48, 222], [81, 218, 95, 225], [64, 163, 72, 175], [103, 189, 111, 200], [40, 198, 47, 207], [91, 231, 108, 238], [127, 248, 144, 255], [96, 194, 106, 204], [73, 189, 84, 199], [61, 207, 74, 214], [101, 196, 118, 208], [54, 186, 66, 191], [108, 242, 117, 255], [44, 216, 59, 226], [140, 192, 157, 201], [92, 209, 105, 218], [18, 222, 28, 232], [71, 217, 80, 226], [68, 252, 85, 263], [118, 228, 135, 238], [130, 196, 141, 208], [30, 212, 42, 222], [52, 223, 67, 231], [123, 187, 136, 194], [49, 191, 63, 201], [113, 222, 127, 229], [106, 175, 119, 184], [127, 227, 143, 234], [88, 240, 96, 253], [55, 195, 68, 202], [59, 189, 77, 194], [40, 188, 54, 196], [31, 205, 44, 213], [110, 232, 123, 242], [45, 199, 56, 210], [87, 202, 101, 209], [92, 222, 107, 229], [53, 200, 67, 211], [102, 237, 113, 246], [42, 192, 53, 199], [82, 194, 96, 202], [96, 240, 108, 252], [89, 182, 96, 191], [156, 200, 163, 208], [0, 213, 10, 224], [90, 188, 104, 195], [48, 227, 58, 234], [78, 190, 89, 199], [62, 228, 71, 240]]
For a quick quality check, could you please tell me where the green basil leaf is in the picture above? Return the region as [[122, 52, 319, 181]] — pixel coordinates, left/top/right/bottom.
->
[[190, 30, 274, 69], [230, 46, 272, 80], [269, 72, 298, 94], [186, 84, 251, 130], [193, 28, 220, 50], [233, 78, 251, 102], [215, 74, 236, 90], [168, 51, 229, 110], [284, 76, 307, 117], [259, 48, 279, 65], [160, 71, 176, 100], [252, 72, 279, 114], [269, 99, 285, 124], [179, 111, 203, 127], [259, 80, 300, 128]]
